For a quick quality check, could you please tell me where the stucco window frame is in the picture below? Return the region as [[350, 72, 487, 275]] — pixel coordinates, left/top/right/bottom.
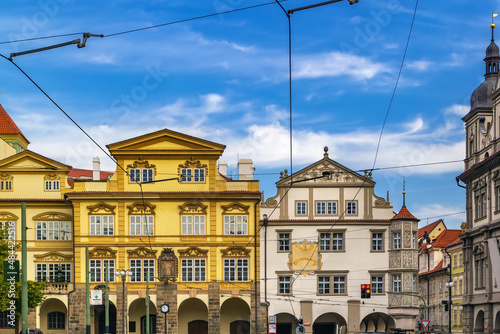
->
[[295, 200, 308, 216], [370, 229, 385, 252], [316, 271, 348, 296], [369, 271, 386, 295], [276, 229, 292, 253], [314, 200, 338, 217], [345, 200, 358, 216], [318, 229, 346, 253], [277, 275, 293, 296]]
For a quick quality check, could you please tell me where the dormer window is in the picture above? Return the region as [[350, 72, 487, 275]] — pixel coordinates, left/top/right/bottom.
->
[[45, 180, 60, 191]]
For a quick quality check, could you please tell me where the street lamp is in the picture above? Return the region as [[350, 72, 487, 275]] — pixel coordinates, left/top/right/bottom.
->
[[445, 281, 454, 334], [115, 269, 133, 334]]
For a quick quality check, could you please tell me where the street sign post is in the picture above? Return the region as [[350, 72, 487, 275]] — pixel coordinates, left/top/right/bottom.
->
[[420, 320, 430, 329]]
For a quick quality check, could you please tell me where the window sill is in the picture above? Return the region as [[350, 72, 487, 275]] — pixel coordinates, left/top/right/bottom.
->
[[316, 293, 348, 296]]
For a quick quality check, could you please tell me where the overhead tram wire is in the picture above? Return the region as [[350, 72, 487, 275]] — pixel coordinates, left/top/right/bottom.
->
[[0, 1, 289, 46], [276, 0, 421, 302]]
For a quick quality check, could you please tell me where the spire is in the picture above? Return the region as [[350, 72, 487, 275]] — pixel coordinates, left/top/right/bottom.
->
[[484, 20, 499, 77], [402, 177, 406, 207], [0, 104, 30, 152]]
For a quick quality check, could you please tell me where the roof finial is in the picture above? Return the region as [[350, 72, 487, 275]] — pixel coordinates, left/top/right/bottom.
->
[[492, 12, 498, 41], [323, 146, 329, 158], [402, 178, 406, 207]]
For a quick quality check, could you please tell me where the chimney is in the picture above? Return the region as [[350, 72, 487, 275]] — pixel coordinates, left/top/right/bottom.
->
[[238, 159, 255, 180], [219, 161, 228, 177], [93, 157, 100, 181]]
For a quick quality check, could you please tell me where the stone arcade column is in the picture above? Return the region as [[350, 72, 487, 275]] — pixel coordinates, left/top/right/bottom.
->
[[208, 284, 220, 334], [157, 283, 177, 334], [69, 284, 86, 334]]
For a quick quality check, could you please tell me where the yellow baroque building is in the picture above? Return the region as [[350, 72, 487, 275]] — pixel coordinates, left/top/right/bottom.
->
[[0, 105, 266, 334]]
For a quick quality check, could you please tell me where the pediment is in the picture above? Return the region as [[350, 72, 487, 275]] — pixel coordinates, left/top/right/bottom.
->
[[0, 150, 71, 171], [276, 158, 375, 187], [33, 212, 72, 221], [221, 246, 251, 257], [127, 247, 157, 258], [178, 246, 209, 257], [34, 251, 73, 262], [107, 129, 226, 157], [89, 247, 117, 258]]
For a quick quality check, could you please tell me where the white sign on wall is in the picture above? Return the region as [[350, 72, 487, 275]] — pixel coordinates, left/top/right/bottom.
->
[[91, 290, 102, 305]]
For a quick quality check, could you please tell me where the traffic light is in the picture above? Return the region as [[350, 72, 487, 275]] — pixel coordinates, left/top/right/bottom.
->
[[361, 284, 371, 298], [442, 300, 449, 311], [298, 317, 305, 333]]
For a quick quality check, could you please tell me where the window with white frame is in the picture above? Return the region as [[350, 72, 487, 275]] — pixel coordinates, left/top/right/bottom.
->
[[346, 201, 357, 215], [89, 259, 115, 283], [181, 258, 206, 282], [393, 232, 401, 249], [316, 201, 337, 215], [45, 180, 60, 191], [129, 168, 154, 183], [371, 275, 384, 293], [36, 221, 72, 240], [89, 215, 114, 236], [223, 258, 249, 281], [296, 202, 307, 216], [181, 215, 206, 235], [130, 215, 154, 235], [319, 232, 344, 251], [372, 232, 383, 251], [180, 168, 205, 183], [318, 276, 330, 294], [412, 231, 417, 249], [392, 274, 401, 292], [278, 276, 292, 295], [130, 259, 155, 282], [278, 232, 290, 251], [0, 180, 12, 191], [224, 215, 248, 235], [318, 275, 346, 294], [36, 263, 72, 282], [333, 276, 346, 294]]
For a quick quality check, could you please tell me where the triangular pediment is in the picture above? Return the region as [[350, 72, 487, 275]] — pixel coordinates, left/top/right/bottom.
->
[[107, 129, 226, 157], [0, 150, 71, 171], [276, 158, 375, 187]]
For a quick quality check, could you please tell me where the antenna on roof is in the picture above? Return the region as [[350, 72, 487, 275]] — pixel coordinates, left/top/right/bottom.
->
[[402, 177, 406, 207]]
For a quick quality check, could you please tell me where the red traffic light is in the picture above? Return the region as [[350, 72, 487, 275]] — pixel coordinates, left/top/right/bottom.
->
[[361, 284, 366, 289]]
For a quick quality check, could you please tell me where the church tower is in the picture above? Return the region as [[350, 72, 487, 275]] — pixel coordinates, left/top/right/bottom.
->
[[462, 23, 499, 169]]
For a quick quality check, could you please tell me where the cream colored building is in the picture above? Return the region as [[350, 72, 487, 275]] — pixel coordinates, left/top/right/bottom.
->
[[260, 148, 420, 334]]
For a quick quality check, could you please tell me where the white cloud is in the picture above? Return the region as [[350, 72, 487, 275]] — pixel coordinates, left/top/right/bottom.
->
[[445, 104, 469, 116], [406, 60, 434, 72], [293, 52, 391, 80], [413, 203, 465, 230]]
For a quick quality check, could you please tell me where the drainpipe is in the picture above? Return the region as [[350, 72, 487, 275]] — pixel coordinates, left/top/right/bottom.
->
[[254, 197, 261, 333], [65, 196, 76, 334], [444, 248, 453, 334]]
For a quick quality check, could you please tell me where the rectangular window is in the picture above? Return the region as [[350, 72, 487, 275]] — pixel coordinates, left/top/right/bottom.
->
[[224, 215, 248, 235], [296, 202, 307, 215], [142, 168, 154, 183], [346, 201, 357, 215], [475, 186, 487, 219], [47, 263, 72, 282], [393, 232, 401, 249], [0, 180, 12, 191], [45, 180, 60, 191], [316, 201, 337, 215], [371, 275, 384, 293], [129, 168, 141, 182], [181, 168, 192, 182], [36, 221, 72, 240], [181, 216, 193, 235], [36, 263, 47, 282], [333, 276, 346, 294], [279, 276, 291, 295], [48, 311, 65, 329], [372, 233, 383, 251], [318, 276, 330, 294], [496, 185, 500, 211], [319, 232, 343, 251], [392, 274, 401, 292], [181, 259, 206, 282], [413, 274, 417, 292], [89, 259, 115, 283], [130, 259, 155, 282], [279, 233, 290, 251], [412, 231, 417, 249], [194, 168, 205, 182], [224, 258, 248, 281], [90, 215, 113, 236], [130, 215, 154, 235]]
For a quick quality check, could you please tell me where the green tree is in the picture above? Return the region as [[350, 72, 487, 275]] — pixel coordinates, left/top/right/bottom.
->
[[0, 225, 47, 317]]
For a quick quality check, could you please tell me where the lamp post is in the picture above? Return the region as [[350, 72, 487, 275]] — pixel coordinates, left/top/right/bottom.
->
[[445, 281, 454, 334], [115, 269, 133, 334]]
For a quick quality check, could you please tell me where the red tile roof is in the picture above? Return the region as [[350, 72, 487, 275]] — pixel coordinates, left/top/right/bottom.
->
[[419, 259, 446, 276], [0, 104, 30, 144], [418, 219, 443, 238], [432, 229, 462, 248], [392, 205, 419, 221], [68, 168, 114, 179]]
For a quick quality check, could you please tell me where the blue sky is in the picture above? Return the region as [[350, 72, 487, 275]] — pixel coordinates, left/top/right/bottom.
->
[[0, 0, 495, 229]]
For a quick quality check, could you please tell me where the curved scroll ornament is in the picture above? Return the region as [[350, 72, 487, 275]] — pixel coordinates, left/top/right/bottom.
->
[[0, 212, 18, 220], [44, 173, 60, 181], [87, 202, 116, 215], [127, 202, 156, 215], [89, 247, 117, 258], [0, 173, 13, 181], [127, 247, 157, 258], [34, 251, 73, 262], [33, 212, 72, 221], [221, 203, 250, 215], [178, 246, 209, 257], [179, 203, 208, 214], [221, 245, 251, 256]]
